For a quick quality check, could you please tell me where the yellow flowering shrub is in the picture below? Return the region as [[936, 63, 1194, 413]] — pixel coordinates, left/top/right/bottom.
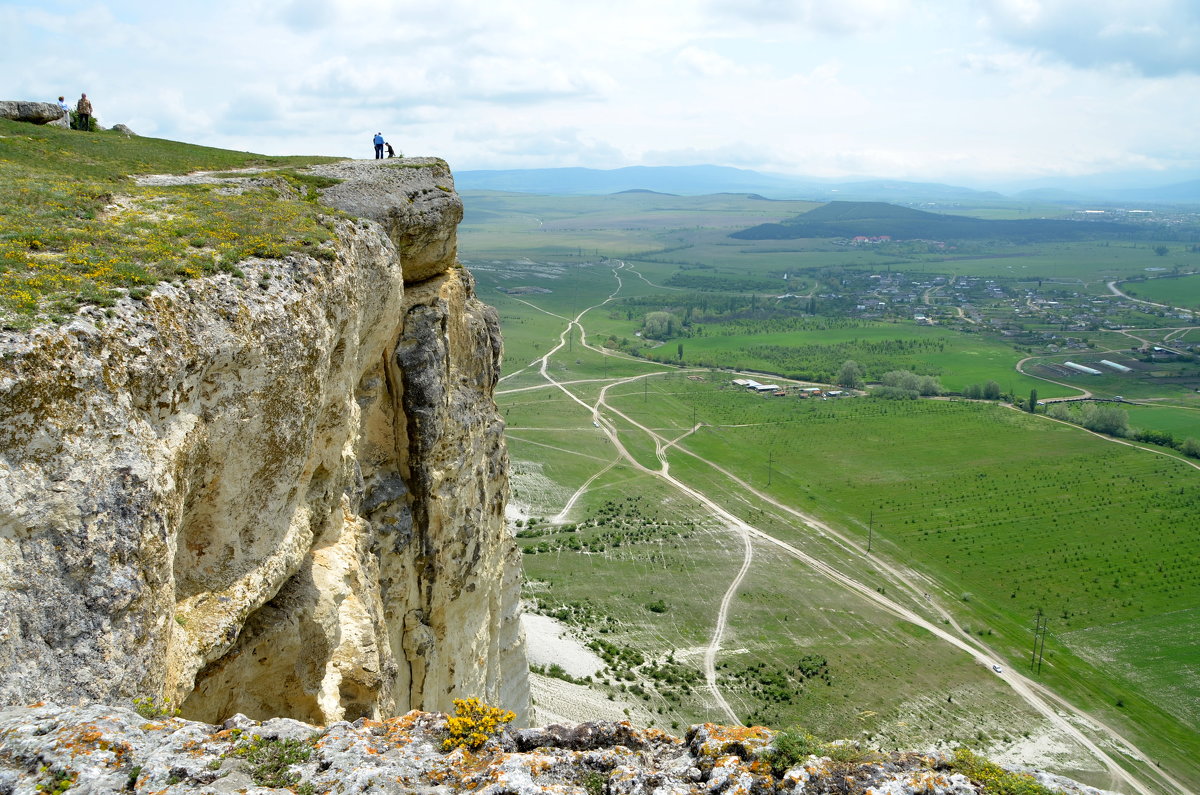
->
[[441, 697, 515, 752]]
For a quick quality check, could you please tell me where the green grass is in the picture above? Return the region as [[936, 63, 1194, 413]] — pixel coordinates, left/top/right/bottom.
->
[[501, 361, 1199, 786], [659, 319, 1064, 396], [469, 190, 1199, 792], [1120, 272, 1200, 309], [1060, 606, 1200, 731], [0, 118, 342, 327], [1123, 403, 1200, 439]]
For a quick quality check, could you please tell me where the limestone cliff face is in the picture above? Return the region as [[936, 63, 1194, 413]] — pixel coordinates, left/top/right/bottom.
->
[[0, 159, 528, 725]]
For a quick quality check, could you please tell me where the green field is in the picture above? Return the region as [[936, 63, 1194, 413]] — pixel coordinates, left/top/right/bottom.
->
[[467, 191, 1200, 792], [1121, 272, 1200, 310]]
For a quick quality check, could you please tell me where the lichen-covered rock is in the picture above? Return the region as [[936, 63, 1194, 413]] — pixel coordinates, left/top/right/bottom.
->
[[0, 160, 528, 725], [0, 705, 1113, 795]]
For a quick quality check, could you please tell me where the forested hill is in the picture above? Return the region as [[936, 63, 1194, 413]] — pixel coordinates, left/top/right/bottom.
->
[[730, 200, 1153, 242]]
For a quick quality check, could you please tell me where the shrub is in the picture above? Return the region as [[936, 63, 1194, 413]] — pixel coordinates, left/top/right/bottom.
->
[[229, 735, 314, 789], [948, 747, 1056, 795], [763, 727, 822, 774], [582, 771, 606, 795], [132, 695, 180, 719], [442, 697, 516, 751]]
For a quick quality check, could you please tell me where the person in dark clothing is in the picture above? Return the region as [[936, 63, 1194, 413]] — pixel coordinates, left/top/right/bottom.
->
[[76, 93, 93, 131], [385, 142, 396, 158], [373, 132, 384, 159]]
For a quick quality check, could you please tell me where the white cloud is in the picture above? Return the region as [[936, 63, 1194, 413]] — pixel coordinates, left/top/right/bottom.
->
[[674, 46, 751, 78], [975, 0, 1200, 76], [0, 0, 1195, 183]]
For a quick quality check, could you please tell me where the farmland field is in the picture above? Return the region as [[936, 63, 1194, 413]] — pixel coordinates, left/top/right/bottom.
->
[[1120, 272, 1200, 309], [462, 191, 1200, 793]]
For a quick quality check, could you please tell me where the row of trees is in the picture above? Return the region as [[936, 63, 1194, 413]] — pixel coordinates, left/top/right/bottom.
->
[[962, 381, 1003, 400], [871, 369, 946, 400]]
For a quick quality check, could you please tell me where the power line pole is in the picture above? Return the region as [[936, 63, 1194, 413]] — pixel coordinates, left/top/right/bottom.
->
[[1037, 619, 1048, 675], [1032, 610, 1041, 672], [1030, 610, 1048, 675], [867, 511, 873, 554], [767, 449, 773, 486]]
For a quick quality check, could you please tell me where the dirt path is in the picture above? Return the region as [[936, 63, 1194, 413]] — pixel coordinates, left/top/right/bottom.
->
[[1015, 354, 1092, 400], [507, 263, 1177, 795]]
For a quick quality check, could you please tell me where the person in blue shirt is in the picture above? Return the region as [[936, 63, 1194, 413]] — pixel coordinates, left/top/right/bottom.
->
[[373, 132, 384, 159]]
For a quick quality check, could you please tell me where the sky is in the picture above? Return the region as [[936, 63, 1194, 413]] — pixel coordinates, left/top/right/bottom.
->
[[3, 0, 1200, 187]]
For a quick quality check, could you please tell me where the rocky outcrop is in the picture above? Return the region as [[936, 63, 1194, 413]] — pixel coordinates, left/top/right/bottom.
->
[[0, 100, 66, 125], [314, 160, 463, 284], [0, 704, 1115, 795], [0, 160, 528, 725]]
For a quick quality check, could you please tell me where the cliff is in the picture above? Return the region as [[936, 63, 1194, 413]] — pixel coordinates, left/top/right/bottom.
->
[[0, 158, 529, 725], [0, 703, 1115, 795]]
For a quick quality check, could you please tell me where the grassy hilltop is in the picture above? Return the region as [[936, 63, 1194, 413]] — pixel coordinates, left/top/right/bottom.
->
[[0, 118, 341, 328]]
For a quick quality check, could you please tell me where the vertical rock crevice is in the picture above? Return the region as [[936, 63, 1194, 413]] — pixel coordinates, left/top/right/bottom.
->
[[0, 159, 529, 725]]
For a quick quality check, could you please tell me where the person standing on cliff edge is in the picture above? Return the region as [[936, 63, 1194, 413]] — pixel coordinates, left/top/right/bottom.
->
[[373, 132, 384, 159], [76, 93, 93, 131]]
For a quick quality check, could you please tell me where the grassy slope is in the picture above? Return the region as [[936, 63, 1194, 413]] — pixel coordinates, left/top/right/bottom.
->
[[0, 118, 341, 326]]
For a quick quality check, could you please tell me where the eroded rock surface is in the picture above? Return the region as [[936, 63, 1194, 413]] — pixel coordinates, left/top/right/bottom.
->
[[314, 158, 463, 284], [0, 160, 527, 725], [0, 705, 1115, 795]]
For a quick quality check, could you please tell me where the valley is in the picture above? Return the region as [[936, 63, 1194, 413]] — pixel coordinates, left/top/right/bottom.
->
[[460, 191, 1200, 794]]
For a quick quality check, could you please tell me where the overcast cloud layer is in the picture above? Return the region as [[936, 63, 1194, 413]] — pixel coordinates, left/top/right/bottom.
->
[[3, 0, 1198, 184]]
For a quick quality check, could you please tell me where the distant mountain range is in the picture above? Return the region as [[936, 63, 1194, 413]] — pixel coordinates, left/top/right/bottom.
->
[[455, 164, 1200, 206]]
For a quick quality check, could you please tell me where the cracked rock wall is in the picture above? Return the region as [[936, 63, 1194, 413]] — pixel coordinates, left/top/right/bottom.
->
[[0, 158, 529, 726]]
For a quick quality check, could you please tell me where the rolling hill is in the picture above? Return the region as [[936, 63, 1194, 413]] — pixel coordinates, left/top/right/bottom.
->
[[730, 200, 1157, 242]]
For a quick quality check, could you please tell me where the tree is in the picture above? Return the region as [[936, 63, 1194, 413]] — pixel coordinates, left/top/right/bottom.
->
[[836, 360, 864, 390], [1154, 245, 1169, 256], [917, 375, 944, 396], [677, 343, 684, 361], [983, 380, 1002, 400], [1181, 438, 1200, 459], [1028, 388, 1038, 413], [1080, 403, 1129, 436], [641, 311, 679, 340]]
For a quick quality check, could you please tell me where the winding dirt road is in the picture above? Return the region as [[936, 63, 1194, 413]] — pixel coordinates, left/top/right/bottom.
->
[[502, 262, 1182, 795]]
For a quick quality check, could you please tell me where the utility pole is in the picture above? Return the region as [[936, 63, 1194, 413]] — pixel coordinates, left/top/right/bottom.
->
[[767, 449, 773, 486], [1031, 609, 1043, 671], [1037, 619, 1048, 675], [867, 511, 874, 554], [1030, 610, 1048, 675]]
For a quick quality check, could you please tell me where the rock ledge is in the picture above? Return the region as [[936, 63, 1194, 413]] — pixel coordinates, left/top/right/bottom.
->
[[0, 704, 1113, 795]]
